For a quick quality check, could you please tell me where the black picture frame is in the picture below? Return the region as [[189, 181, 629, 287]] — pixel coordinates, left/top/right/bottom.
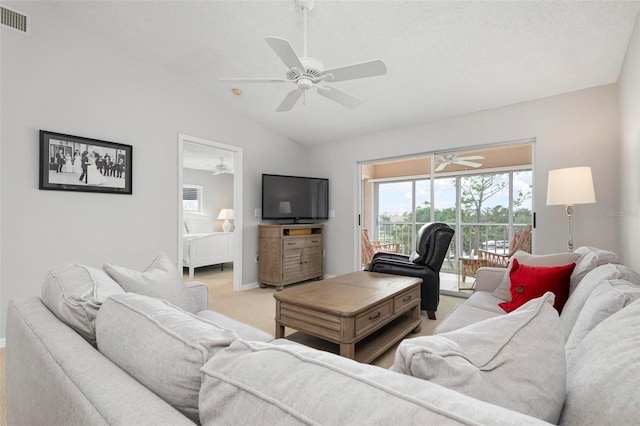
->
[[39, 130, 132, 194]]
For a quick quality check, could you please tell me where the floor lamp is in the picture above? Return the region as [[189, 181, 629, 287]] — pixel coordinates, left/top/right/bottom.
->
[[546, 167, 596, 252]]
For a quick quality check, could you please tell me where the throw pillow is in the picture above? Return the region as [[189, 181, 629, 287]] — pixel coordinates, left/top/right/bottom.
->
[[564, 279, 640, 359], [41, 264, 125, 344], [392, 292, 566, 423], [569, 246, 619, 294], [492, 251, 580, 301], [96, 293, 238, 423], [498, 259, 576, 313], [560, 263, 640, 339], [103, 252, 197, 313]]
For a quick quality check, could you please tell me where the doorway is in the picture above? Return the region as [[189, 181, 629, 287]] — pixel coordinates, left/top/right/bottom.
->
[[178, 134, 244, 291]]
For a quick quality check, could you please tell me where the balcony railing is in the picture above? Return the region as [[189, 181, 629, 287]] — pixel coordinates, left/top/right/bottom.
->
[[374, 221, 530, 272]]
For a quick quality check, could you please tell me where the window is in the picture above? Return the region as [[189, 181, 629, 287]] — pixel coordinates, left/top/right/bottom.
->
[[183, 185, 203, 213]]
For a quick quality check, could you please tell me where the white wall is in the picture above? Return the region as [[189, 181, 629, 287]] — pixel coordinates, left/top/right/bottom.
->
[[183, 169, 233, 232], [309, 85, 620, 277], [618, 13, 640, 271], [0, 3, 308, 337]]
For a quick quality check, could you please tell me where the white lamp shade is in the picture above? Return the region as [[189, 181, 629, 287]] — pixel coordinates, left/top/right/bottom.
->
[[217, 209, 234, 220], [547, 167, 596, 206]]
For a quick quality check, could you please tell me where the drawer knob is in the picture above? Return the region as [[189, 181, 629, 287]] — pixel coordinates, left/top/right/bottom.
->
[[369, 312, 381, 321], [402, 295, 412, 302]]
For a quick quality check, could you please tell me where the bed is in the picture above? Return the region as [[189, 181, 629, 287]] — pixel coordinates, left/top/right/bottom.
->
[[183, 214, 234, 278]]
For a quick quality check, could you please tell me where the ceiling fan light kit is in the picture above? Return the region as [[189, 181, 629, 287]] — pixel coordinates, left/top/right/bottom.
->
[[213, 157, 233, 175], [219, 0, 387, 112]]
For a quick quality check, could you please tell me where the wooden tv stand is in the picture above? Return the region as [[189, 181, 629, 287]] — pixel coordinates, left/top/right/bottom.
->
[[258, 223, 324, 290]]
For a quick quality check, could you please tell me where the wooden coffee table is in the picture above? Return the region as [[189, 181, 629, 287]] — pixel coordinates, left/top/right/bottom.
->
[[274, 271, 422, 364]]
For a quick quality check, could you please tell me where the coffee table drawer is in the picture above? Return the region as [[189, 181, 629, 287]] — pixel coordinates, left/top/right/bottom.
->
[[355, 300, 393, 338], [394, 286, 420, 313]]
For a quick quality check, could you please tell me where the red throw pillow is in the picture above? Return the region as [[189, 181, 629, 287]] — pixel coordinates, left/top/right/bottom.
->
[[498, 258, 576, 313]]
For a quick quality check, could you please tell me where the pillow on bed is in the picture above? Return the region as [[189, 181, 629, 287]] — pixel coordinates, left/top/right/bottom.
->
[[184, 214, 214, 234]]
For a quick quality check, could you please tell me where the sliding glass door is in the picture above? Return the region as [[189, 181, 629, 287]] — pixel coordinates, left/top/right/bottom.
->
[[362, 141, 534, 293]]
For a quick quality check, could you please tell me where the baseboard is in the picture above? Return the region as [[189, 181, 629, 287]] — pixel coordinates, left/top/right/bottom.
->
[[243, 282, 259, 290], [0, 338, 6, 348]]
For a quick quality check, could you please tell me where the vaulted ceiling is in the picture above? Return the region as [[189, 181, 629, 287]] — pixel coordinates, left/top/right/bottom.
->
[[36, 0, 640, 145]]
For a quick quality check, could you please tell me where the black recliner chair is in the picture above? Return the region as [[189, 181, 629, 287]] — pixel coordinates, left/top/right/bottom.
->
[[366, 222, 454, 320]]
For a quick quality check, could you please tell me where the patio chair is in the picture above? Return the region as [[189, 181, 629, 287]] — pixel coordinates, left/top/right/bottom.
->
[[366, 222, 455, 320], [361, 229, 400, 267], [477, 224, 532, 268]]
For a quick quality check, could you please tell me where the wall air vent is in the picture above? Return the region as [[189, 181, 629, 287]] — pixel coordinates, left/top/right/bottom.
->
[[1, 5, 30, 35]]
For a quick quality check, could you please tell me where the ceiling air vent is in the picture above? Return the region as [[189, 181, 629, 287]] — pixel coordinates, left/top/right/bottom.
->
[[1, 6, 30, 35]]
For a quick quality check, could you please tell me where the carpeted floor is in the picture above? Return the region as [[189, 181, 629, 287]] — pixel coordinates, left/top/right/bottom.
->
[[188, 264, 463, 368]]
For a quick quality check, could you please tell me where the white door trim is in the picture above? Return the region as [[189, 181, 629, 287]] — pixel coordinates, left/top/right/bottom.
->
[[178, 133, 244, 292]]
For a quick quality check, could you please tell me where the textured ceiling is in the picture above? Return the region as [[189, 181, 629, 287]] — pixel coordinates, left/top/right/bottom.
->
[[183, 142, 233, 173], [36, 0, 640, 145]]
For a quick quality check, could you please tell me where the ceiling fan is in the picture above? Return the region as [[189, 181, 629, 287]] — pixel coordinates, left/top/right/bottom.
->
[[219, 0, 387, 112], [435, 154, 484, 172], [212, 157, 233, 175]]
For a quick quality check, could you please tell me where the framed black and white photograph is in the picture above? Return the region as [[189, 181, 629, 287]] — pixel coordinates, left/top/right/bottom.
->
[[39, 130, 132, 194]]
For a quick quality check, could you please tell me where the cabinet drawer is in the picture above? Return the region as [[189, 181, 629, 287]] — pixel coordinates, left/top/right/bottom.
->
[[355, 300, 392, 338], [283, 237, 322, 249], [393, 286, 420, 314]]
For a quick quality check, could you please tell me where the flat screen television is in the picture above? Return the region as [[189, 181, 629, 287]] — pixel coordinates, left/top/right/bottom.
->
[[262, 174, 329, 221]]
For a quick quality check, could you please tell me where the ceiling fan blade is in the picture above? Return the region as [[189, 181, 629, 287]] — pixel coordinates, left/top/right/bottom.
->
[[457, 155, 484, 161], [218, 78, 290, 84], [264, 37, 305, 74], [316, 86, 364, 109], [435, 163, 447, 172], [319, 59, 387, 83], [455, 160, 482, 168], [276, 89, 304, 112]]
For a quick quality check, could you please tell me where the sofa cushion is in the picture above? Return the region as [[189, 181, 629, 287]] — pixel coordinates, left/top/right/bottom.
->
[[498, 259, 575, 313], [492, 251, 580, 301], [434, 303, 502, 334], [96, 293, 238, 423], [196, 310, 273, 342], [198, 339, 548, 425], [104, 253, 197, 313], [464, 291, 508, 314], [564, 279, 640, 359], [561, 299, 640, 424], [392, 292, 565, 423], [560, 263, 640, 339], [569, 246, 619, 294], [41, 264, 124, 344]]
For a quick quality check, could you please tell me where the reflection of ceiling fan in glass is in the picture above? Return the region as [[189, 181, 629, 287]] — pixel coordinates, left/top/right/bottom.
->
[[213, 157, 233, 175], [436, 154, 484, 172]]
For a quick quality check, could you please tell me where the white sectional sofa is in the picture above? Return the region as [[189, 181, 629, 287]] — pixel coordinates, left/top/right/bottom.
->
[[6, 247, 640, 425]]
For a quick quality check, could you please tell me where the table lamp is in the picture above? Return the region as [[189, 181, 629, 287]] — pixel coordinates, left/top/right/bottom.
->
[[217, 209, 234, 232], [546, 166, 596, 252]]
